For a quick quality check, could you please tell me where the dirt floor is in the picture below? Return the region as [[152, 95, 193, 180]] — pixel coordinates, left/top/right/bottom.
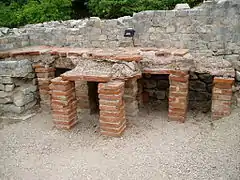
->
[[0, 104, 240, 180]]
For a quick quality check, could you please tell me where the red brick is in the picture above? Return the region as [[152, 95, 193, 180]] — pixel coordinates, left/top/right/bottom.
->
[[98, 88, 123, 95], [100, 121, 126, 133], [169, 102, 187, 110], [99, 99, 123, 106], [51, 77, 72, 85], [39, 85, 50, 91], [39, 89, 50, 95], [168, 115, 185, 123], [99, 104, 123, 111], [54, 120, 78, 130], [170, 80, 189, 87], [100, 119, 126, 128], [49, 83, 74, 91], [114, 55, 142, 62], [213, 77, 234, 85], [99, 93, 123, 101], [51, 97, 76, 106], [100, 109, 125, 117], [212, 94, 232, 101], [100, 114, 125, 123], [143, 69, 172, 75], [168, 110, 186, 118], [169, 91, 188, 97], [169, 97, 177, 102], [51, 93, 75, 101], [51, 88, 75, 96], [214, 83, 232, 89], [52, 111, 77, 120], [213, 88, 232, 95], [98, 81, 125, 91], [169, 75, 189, 83], [33, 64, 44, 69], [37, 78, 51, 85], [51, 100, 77, 109], [170, 70, 188, 77], [36, 72, 55, 78], [35, 67, 55, 73], [10, 50, 40, 57]]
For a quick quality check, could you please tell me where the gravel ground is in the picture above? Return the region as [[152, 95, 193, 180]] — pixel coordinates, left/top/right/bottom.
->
[[0, 106, 240, 180]]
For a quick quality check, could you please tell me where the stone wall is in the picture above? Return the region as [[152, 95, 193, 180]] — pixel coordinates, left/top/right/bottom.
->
[[142, 74, 169, 104], [141, 73, 213, 112], [0, 0, 239, 58], [189, 72, 213, 112], [0, 60, 37, 114]]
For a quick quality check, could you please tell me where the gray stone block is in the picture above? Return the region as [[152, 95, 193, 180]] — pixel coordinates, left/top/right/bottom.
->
[[198, 73, 213, 83], [3, 104, 25, 114], [0, 84, 4, 91], [0, 59, 33, 77], [189, 80, 206, 91], [5, 84, 15, 92], [20, 85, 37, 95], [2, 77, 13, 84], [155, 91, 166, 100], [13, 92, 34, 107], [189, 91, 211, 101], [174, 3, 190, 10], [236, 71, 240, 81], [0, 97, 12, 104], [143, 80, 157, 89], [24, 99, 37, 110], [0, 91, 11, 98]]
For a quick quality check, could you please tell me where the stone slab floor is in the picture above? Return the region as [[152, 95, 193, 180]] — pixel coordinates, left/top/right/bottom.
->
[[0, 106, 240, 180]]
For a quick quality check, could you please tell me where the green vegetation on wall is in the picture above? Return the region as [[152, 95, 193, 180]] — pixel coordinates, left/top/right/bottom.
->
[[0, 0, 202, 28]]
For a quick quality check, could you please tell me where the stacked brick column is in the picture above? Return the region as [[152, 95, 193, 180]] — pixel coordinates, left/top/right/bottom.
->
[[33, 64, 55, 107], [124, 78, 139, 119], [212, 77, 234, 120], [49, 77, 78, 129], [75, 81, 90, 112], [98, 81, 126, 137], [168, 71, 189, 122]]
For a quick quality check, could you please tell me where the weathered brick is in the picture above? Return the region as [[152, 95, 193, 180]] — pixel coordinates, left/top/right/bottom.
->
[[36, 72, 55, 78], [213, 77, 234, 85], [35, 67, 56, 73], [169, 75, 189, 83], [100, 121, 126, 133], [98, 93, 123, 101]]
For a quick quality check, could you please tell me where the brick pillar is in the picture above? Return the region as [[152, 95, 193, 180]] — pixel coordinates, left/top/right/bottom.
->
[[212, 77, 234, 120], [98, 81, 126, 137], [124, 78, 139, 119], [75, 81, 90, 112], [168, 71, 189, 122], [49, 77, 78, 129], [33, 64, 55, 107]]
